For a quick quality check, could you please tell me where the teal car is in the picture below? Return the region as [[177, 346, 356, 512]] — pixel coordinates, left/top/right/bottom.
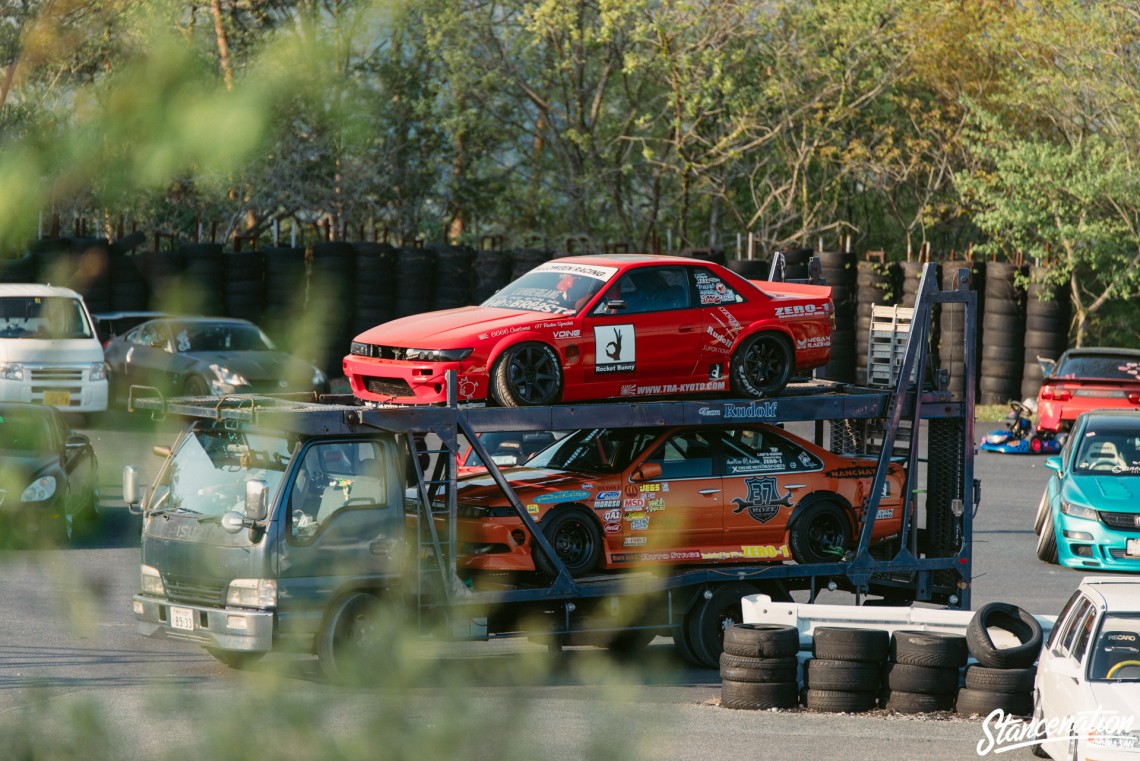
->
[[1036, 410, 1140, 569]]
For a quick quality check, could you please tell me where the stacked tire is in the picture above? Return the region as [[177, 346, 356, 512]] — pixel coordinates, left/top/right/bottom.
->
[[880, 630, 967, 713], [509, 248, 551, 280], [395, 248, 435, 318], [724, 258, 771, 280], [772, 247, 813, 281], [819, 250, 857, 383], [309, 241, 357, 378], [0, 252, 36, 283], [979, 261, 1027, 405], [1020, 270, 1071, 400], [262, 246, 308, 347], [473, 249, 514, 303], [802, 627, 888, 713], [855, 262, 898, 385], [956, 602, 1042, 718], [221, 250, 265, 324], [937, 262, 982, 399], [719, 624, 801, 710], [352, 242, 397, 336], [179, 243, 224, 315], [431, 244, 474, 309]]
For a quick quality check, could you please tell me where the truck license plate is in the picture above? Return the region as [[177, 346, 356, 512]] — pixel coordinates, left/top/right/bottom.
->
[[1127, 538, 1140, 558], [170, 606, 195, 631], [42, 390, 70, 406]]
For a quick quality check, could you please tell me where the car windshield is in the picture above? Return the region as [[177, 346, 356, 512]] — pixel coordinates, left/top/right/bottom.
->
[[0, 296, 93, 339], [172, 322, 274, 352], [1072, 431, 1140, 475], [1088, 615, 1140, 682], [149, 429, 293, 521], [1055, 354, 1140, 382], [481, 261, 615, 315], [526, 428, 659, 474], [463, 431, 562, 469], [0, 408, 52, 451]]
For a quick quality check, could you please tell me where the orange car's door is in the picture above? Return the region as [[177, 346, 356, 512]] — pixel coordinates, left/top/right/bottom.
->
[[623, 430, 723, 554], [718, 427, 826, 550]]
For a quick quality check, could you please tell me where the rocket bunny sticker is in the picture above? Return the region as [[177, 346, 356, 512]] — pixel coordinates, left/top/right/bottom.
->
[[594, 324, 636, 373]]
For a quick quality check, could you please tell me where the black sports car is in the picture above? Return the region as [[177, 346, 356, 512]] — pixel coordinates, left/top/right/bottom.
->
[[0, 402, 99, 544], [103, 317, 330, 402]]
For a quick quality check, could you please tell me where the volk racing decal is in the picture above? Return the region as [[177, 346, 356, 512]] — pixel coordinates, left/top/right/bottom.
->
[[731, 476, 795, 524], [594, 324, 636, 373]]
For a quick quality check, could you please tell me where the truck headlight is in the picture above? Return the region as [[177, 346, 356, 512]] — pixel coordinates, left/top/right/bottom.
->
[[20, 476, 57, 502], [226, 578, 277, 609], [0, 362, 25, 381], [140, 564, 165, 596], [1060, 501, 1098, 521], [89, 363, 106, 381]]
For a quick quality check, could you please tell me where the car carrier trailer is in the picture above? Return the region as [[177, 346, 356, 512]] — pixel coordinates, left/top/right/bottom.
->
[[124, 263, 977, 677]]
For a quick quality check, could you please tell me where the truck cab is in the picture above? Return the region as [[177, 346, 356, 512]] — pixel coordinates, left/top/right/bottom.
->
[[129, 420, 406, 675]]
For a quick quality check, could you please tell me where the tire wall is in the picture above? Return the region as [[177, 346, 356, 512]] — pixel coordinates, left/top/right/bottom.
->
[[1020, 268, 1071, 400], [937, 262, 983, 400], [978, 261, 1027, 405], [900, 261, 941, 386], [818, 250, 856, 383], [308, 241, 357, 377]]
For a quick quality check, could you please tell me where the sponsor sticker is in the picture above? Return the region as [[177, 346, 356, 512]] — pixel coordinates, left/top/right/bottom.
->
[[639, 483, 661, 493], [875, 509, 894, 520], [604, 523, 622, 534], [623, 537, 647, 548], [596, 490, 619, 501], [534, 490, 591, 504], [742, 544, 792, 560], [602, 509, 622, 522], [526, 504, 540, 515], [594, 499, 621, 509], [594, 324, 636, 373], [731, 476, 795, 524], [629, 518, 649, 531]]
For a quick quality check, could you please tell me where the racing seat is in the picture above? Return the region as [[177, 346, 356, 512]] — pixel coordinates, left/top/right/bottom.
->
[[1085, 440, 1127, 472]]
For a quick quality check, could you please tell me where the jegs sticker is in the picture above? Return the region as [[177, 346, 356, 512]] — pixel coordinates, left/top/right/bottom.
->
[[594, 324, 636, 373]]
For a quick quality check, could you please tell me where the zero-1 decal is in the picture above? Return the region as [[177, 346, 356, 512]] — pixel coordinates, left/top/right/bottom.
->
[[594, 324, 636, 373], [731, 476, 795, 524]]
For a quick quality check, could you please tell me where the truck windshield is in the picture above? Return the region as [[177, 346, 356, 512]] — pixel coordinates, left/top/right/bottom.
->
[[151, 429, 293, 518], [0, 296, 93, 339]]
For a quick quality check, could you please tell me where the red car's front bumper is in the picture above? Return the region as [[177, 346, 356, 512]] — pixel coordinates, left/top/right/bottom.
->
[[343, 355, 487, 404]]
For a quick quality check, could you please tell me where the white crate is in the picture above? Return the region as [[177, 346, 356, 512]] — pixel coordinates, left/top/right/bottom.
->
[[867, 304, 916, 387]]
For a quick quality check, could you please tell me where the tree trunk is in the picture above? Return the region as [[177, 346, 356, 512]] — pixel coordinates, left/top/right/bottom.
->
[[210, 0, 234, 91]]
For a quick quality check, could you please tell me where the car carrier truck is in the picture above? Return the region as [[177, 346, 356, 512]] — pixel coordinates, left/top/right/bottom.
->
[[124, 263, 978, 680]]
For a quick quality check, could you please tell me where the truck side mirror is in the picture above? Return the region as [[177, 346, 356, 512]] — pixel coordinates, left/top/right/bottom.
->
[[123, 466, 138, 506], [245, 479, 269, 522], [633, 461, 662, 481]]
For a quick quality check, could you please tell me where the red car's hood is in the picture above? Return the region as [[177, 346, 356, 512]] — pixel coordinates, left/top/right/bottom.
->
[[457, 468, 602, 506], [356, 307, 565, 347]]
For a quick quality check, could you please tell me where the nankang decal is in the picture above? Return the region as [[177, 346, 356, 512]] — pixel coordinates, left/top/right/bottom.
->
[[533, 490, 591, 504], [594, 324, 636, 374], [824, 466, 879, 479], [731, 476, 795, 524]]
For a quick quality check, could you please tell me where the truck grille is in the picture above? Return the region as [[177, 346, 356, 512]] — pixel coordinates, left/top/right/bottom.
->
[[365, 377, 413, 397], [163, 574, 225, 606], [29, 366, 86, 381], [1099, 511, 1140, 531]]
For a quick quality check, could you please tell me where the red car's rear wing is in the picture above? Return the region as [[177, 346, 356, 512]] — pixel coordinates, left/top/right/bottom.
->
[[750, 281, 833, 301]]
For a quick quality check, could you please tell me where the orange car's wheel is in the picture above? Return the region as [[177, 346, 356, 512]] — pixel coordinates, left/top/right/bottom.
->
[[789, 502, 852, 564], [532, 509, 601, 578]]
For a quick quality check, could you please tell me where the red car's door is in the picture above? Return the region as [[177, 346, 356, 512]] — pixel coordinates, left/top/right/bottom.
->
[[718, 427, 827, 549], [580, 266, 704, 398]]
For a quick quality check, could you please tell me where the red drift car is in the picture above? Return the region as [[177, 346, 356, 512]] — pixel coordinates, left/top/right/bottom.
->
[[1036, 348, 1140, 433], [344, 254, 833, 406]]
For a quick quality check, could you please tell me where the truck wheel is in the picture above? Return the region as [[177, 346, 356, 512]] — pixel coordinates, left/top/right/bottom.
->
[[184, 375, 211, 397], [205, 647, 265, 670], [318, 591, 385, 683], [729, 333, 793, 398], [490, 343, 563, 407], [789, 502, 852, 564], [672, 622, 704, 667], [686, 582, 759, 668], [533, 509, 601, 578]]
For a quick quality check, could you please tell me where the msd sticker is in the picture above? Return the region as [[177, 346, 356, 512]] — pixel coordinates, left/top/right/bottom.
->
[[594, 324, 636, 373]]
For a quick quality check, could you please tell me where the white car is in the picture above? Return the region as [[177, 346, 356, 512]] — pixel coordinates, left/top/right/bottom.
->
[[1032, 576, 1140, 760]]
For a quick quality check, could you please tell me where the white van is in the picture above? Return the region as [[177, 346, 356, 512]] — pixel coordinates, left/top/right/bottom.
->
[[0, 284, 108, 413]]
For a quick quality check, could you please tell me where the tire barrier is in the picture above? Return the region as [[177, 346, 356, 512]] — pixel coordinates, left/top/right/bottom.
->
[[855, 261, 898, 385], [509, 248, 551, 280], [221, 250, 265, 324], [309, 241, 357, 377], [395, 247, 435, 318], [108, 254, 150, 311], [937, 261, 983, 399], [819, 250, 857, 383], [772, 247, 814, 281], [956, 605, 1038, 720], [352, 241, 397, 335], [179, 243, 224, 315], [979, 261, 1027, 405], [473, 249, 514, 304], [1020, 270, 1071, 400], [31, 237, 115, 312], [431, 244, 474, 310], [724, 258, 771, 280], [262, 246, 308, 346], [0, 252, 36, 282], [719, 624, 801, 710], [802, 627, 888, 712], [879, 630, 966, 713]]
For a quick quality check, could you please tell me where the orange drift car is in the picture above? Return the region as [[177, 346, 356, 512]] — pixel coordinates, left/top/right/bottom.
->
[[452, 424, 906, 577]]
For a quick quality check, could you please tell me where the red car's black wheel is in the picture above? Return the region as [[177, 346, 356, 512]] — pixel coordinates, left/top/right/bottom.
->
[[730, 332, 793, 398], [491, 342, 563, 407]]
